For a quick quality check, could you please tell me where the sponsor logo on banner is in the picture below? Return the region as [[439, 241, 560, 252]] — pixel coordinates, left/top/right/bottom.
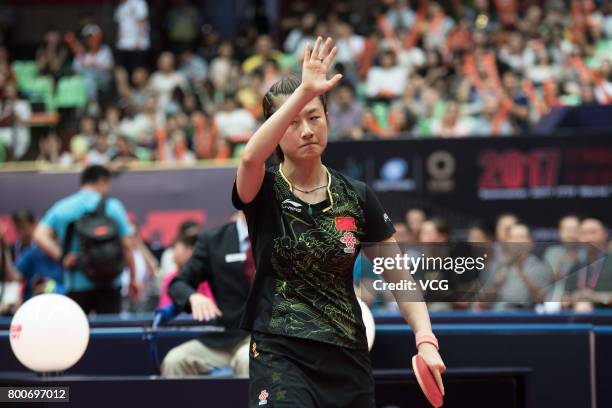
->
[[426, 150, 456, 193], [373, 158, 416, 192]]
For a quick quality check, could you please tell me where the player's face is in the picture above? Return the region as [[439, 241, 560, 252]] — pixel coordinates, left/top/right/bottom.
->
[[279, 98, 328, 162]]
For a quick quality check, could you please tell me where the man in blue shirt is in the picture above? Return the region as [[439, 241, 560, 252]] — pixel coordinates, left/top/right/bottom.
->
[[34, 165, 137, 314]]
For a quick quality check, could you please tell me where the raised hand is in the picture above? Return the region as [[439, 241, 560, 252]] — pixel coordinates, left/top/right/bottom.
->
[[301, 36, 343, 97]]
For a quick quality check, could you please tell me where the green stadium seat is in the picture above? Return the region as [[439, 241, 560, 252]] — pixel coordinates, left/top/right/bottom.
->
[[23, 76, 55, 112], [12, 61, 38, 88], [372, 102, 390, 129], [54, 76, 88, 109]]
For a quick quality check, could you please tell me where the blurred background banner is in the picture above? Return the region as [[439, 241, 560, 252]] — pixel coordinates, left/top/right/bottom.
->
[[0, 166, 237, 246], [325, 133, 612, 232]]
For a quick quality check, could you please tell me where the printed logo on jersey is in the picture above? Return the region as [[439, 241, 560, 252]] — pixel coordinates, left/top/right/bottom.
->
[[281, 199, 302, 213], [340, 231, 358, 254], [335, 217, 356, 231], [258, 390, 269, 405]]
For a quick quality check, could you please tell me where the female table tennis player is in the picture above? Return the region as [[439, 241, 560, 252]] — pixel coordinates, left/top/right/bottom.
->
[[232, 36, 445, 407]]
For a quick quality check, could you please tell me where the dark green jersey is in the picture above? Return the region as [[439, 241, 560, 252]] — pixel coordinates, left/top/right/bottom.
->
[[233, 165, 394, 349]]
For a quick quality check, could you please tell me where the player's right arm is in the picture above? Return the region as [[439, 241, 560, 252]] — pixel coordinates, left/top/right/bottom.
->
[[235, 37, 341, 204]]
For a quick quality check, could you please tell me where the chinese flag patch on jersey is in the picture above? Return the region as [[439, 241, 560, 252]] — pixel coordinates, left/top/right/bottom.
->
[[335, 217, 356, 231]]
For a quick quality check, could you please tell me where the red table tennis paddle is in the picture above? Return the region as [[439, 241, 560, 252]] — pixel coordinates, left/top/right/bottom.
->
[[412, 354, 443, 407]]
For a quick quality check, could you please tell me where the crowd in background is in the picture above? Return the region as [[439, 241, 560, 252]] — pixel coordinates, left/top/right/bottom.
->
[[2, 204, 610, 315], [0, 0, 611, 163]]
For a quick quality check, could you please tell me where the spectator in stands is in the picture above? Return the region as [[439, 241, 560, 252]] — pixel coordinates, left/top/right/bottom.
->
[[493, 213, 518, 262], [544, 215, 581, 278], [70, 24, 115, 103], [431, 101, 473, 137], [481, 223, 551, 309], [283, 12, 316, 55], [162, 213, 252, 378], [85, 134, 111, 165], [36, 27, 68, 80], [405, 207, 427, 240], [0, 81, 31, 159], [149, 51, 188, 107], [109, 135, 138, 168], [419, 217, 450, 243], [213, 93, 256, 141], [501, 71, 530, 132], [423, 2, 455, 51], [114, 0, 150, 74], [365, 50, 407, 100], [164, 0, 202, 52], [178, 48, 208, 85], [334, 21, 365, 72], [0, 46, 15, 100], [471, 95, 513, 136], [165, 129, 196, 165], [37, 131, 73, 165], [33, 165, 138, 314], [385, 0, 416, 31], [328, 83, 364, 140], [468, 220, 495, 243], [498, 31, 530, 72], [71, 116, 98, 156], [99, 106, 122, 138], [242, 34, 283, 74], [120, 94, 163, 147], [115, 66, 150, 113], [209, 41, 236, 93], [564, 218, 612, 310]]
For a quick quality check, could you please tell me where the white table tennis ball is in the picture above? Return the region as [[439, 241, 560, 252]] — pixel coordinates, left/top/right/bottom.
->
[[359, 299, 376, 351], [9, 294, 89, 373]]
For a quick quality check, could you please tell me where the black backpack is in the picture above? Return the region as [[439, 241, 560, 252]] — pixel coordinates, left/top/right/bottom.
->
[[62, 196, 124, 284]]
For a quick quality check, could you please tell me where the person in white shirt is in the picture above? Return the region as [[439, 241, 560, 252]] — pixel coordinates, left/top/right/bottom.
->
[[335, 21, 365, 72], [85, 134, 111, 165], [72, 25, 114, 102], [365, 50, 407, 100], [149, 52, 189, 107], [0, 82, 31, 159], [213, 94, 257, 141], [114, 0, 150, 73]]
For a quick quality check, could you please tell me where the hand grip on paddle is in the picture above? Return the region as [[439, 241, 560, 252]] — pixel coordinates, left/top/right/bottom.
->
[[418, 342, 446, 395], [413, 343, 446, 407]]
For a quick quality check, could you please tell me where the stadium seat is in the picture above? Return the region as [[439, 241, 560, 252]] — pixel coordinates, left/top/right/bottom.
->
[[371, 102, 390, 129], [54, 76, 88, 109], [23, 75, 55, 112], [11, 60, 38, 89]]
